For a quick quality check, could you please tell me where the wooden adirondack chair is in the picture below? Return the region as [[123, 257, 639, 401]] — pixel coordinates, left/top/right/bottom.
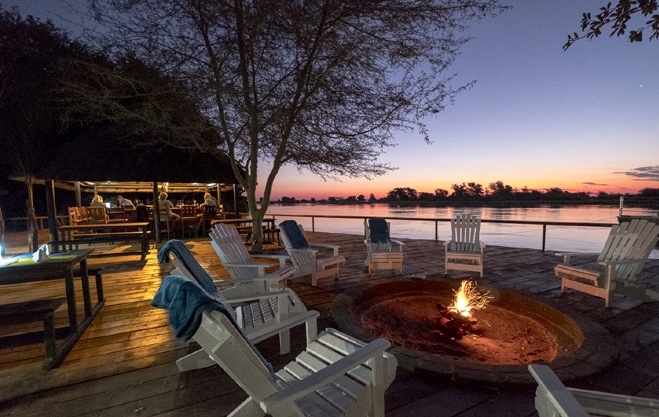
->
[[209, 223, 292, 293], [153, 275, 397, 417], [278, 220, 346, 286], [364, 218, 404, 275], [444, 213, 485, 277], [157, 240, 318, 368], [555, 219, 659, 307], [529, 364, 659, 417]]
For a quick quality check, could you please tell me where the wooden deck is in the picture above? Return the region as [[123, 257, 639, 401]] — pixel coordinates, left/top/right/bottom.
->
[[1, 230, 659, 416]]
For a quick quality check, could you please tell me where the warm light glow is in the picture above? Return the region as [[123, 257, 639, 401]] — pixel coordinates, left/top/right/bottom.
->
[[449, 280, 492, 318]]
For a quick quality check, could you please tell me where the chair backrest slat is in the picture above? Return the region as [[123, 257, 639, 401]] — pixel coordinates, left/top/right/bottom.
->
[[450, 214, 481, 252], [197, 310, 280, 400], [210, 223, 260, 280], [600, 219, 659, 281]]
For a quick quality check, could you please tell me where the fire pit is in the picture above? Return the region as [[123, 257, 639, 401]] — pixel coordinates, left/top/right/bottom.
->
[[331, 279, 618, 386]]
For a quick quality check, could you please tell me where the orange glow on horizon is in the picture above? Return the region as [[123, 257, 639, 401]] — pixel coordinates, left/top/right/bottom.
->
[[262, 177, 656, 201]]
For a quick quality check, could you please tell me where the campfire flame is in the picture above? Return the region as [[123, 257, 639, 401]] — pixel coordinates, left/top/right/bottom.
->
[[449, 280, 493, 318]]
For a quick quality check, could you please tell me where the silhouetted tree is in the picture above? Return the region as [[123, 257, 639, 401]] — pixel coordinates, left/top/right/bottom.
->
[[435, 188, 449, 199], [387, 187, 418, 201], [451, 183, 469, 198], [466, 182, 484, 197], [488, 181, 514, 198], [86, 0, 508, 250], [0, 9, 93, 251], [639, 188, 659, 197], [418, 192, 435, 201], [565, 0, 659, 49]]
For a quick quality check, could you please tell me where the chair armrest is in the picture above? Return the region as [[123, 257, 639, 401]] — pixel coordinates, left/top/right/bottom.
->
[[261, 338, 391, 413], [224, 262, 293, 279], [556, 252, 600, 264], [569, 387, 659, 415], [246, 310, 319, 345], [310, 244, 340, 256], [221, 289, 293, 305], [223, 272, 289, 285], [598, 259, 645, 267], [251, 254, 289, 269]]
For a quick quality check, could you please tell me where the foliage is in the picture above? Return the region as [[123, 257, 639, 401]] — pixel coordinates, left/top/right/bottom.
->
[[58, 54, 223, 152], [0, 8, 92, 250], [387, 187, 418, 201], [86, 0, 508, 250], [564, 0, 659, 49]]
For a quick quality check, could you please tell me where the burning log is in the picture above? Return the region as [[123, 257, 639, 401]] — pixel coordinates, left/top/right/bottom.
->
[[436, 302, 479, 340], [435, 280, 493, 340]]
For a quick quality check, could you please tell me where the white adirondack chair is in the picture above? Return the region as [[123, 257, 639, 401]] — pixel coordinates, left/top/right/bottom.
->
[[555, 219, 659, 307], [210, 223, 292, 293], [529, 364, 659, 417], [278, 220, 346, 286], [153, 275, 398, 417], [444, 213, 485, 277], [364, 218, 404, 275], [157, 240, 318, 370]]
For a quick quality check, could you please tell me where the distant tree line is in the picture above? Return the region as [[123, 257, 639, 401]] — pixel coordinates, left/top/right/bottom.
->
[[272, 182, 659, 207]]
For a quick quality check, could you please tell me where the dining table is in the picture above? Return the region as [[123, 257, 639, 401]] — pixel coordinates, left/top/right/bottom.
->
[[0, 249, 103, 368], [210, 217, 279, 243]]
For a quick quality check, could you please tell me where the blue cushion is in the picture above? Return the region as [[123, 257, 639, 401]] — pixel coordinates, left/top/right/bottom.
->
[[368, 218, 391, 244], [279, 220, 310, 249]]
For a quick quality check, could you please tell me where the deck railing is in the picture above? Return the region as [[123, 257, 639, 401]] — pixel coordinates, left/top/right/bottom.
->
[[268, 213, 617, 252], [4, 215, 69, 231]]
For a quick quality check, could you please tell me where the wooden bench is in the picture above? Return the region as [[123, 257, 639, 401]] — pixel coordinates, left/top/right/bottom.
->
[[50, 231, 151, 260], [0, 298, 65, 369]]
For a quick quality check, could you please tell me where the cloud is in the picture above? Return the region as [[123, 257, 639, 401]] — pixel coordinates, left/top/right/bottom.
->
[[615, 166, 659, 181], [582, 181, 608, 186]]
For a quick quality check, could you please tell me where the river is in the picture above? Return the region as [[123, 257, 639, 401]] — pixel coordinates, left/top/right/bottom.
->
[[266, 204, 659, 258]]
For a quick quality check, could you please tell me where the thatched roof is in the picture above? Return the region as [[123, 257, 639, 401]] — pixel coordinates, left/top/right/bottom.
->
[[36, 125, 240, 184]]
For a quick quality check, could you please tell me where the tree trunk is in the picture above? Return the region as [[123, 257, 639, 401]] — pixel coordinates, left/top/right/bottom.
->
[[25, 176, 38, 253], [246, 189, 264, 253], [0, 206, 5, 257]]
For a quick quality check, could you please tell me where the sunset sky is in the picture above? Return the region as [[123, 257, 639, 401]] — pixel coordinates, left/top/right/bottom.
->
[[5, 0, 659, 200]]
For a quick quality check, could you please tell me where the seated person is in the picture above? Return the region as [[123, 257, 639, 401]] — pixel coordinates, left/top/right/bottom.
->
[[158, 192, 180, 221], [117, 195, 135, 208], [90, 195, 106, 207], [202, 192, 218, 207]]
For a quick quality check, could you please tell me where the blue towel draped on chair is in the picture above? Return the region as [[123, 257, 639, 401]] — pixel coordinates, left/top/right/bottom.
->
[[151, 275, 276, 381], [158, 240, 218, 296], [279, 220, 310, 249]]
